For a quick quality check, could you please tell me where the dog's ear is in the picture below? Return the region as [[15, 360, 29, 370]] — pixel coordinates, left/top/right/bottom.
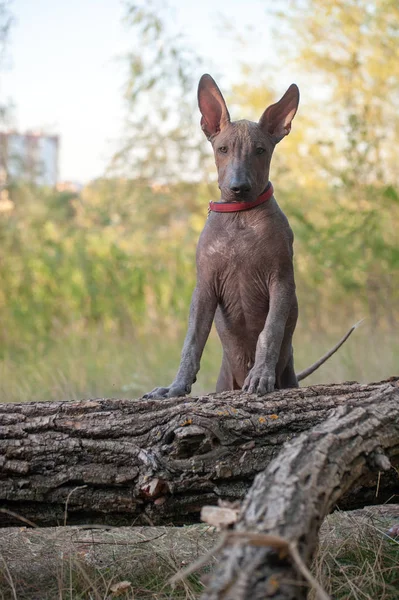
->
[[259, 84, 299, 143], [198, 74, 230, 140]]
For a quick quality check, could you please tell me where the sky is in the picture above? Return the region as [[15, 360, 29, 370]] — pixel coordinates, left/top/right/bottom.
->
[[1, 0, 285, 183]]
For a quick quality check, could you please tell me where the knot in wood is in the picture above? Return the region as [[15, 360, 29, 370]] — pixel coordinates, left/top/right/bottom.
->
[[170, 425, 219, 459], [140, 478, 169, 499]]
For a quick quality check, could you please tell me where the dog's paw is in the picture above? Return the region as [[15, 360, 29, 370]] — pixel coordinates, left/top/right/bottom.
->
[[143, 383, 191, 399], [243, 368, 275, 396]]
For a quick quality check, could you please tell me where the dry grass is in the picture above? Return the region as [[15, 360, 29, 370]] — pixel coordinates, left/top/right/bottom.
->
[[0, 325, 398, 404], [0, 508, 398, 599], [0, 525, 217, 600], [312, 508, 399, 600]]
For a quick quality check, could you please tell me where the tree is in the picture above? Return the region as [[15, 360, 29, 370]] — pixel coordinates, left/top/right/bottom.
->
[[0, 0, 13, 126], [110, 0, 209, 184], [230, 0, 399, 329], [0, 380, 397, 527]]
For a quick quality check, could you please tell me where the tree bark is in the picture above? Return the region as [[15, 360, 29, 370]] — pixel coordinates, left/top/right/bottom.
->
[[201, 382, 399, 600], [0, 379, 398, 528]]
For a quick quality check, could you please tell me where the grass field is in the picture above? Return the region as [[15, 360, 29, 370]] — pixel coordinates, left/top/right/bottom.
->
[[1, 322, 397, 404]]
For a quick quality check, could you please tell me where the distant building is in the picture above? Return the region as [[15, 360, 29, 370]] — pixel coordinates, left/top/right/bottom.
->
[[0, 131, 59, 187]]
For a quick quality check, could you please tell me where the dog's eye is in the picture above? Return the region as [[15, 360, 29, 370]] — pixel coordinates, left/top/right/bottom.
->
[[256, 147, 265, 155], [218, 146, 228, 153]]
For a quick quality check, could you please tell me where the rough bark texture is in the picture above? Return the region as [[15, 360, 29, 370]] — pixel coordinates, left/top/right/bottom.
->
[[0, 379, 398, 528], [202, 382, 399, 600]]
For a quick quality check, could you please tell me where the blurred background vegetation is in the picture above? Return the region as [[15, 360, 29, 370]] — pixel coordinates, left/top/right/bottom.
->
[[0, 0, 398, 402]]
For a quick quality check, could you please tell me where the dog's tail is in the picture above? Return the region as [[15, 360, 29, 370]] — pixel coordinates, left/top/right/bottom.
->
[[296, 320, 364, 382]]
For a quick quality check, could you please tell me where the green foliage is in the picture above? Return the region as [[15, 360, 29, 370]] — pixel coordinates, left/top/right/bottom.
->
[[0, 176, 397, 354], [0, 179, 214, 352]]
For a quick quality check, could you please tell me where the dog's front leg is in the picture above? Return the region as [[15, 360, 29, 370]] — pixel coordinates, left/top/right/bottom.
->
[[243, 280, 295, 395], [144, 286, 217, 399]]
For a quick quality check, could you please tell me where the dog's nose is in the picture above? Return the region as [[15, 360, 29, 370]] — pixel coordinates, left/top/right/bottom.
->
[[230, 180, 252, 194]]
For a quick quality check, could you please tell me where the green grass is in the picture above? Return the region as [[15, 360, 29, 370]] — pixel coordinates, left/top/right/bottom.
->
[[0, 325, 220, 403], [0, 323, 397, 404]]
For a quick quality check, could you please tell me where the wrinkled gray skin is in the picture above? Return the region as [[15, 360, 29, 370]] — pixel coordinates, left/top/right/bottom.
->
[[145, 74, 301, 398]]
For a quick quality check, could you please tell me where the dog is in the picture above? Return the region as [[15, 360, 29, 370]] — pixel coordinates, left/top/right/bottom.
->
[[145, 74, 356, 399]]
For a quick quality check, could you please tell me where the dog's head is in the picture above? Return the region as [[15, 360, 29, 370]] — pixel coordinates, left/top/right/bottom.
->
[[198, 74, 299, 202]]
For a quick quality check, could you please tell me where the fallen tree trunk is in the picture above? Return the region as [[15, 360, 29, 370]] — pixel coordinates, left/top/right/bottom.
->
[[0, 379, 398, 527], [201, 382, 399, 600]]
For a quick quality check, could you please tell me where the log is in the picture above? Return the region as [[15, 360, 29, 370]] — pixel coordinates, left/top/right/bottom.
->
[[201, 382, 399, 600], [0, 379, 398, 527]]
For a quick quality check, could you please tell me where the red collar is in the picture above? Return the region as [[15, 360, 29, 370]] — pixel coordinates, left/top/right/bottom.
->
[[208, 182, 274, 213]]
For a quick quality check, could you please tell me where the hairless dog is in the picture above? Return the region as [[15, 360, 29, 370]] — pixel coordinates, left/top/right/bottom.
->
[[145, 74, 358, 399]]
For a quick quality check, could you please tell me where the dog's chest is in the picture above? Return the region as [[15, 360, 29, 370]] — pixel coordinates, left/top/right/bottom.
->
[[204, 224, 271, 306], [203, 216, 272, 270]]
